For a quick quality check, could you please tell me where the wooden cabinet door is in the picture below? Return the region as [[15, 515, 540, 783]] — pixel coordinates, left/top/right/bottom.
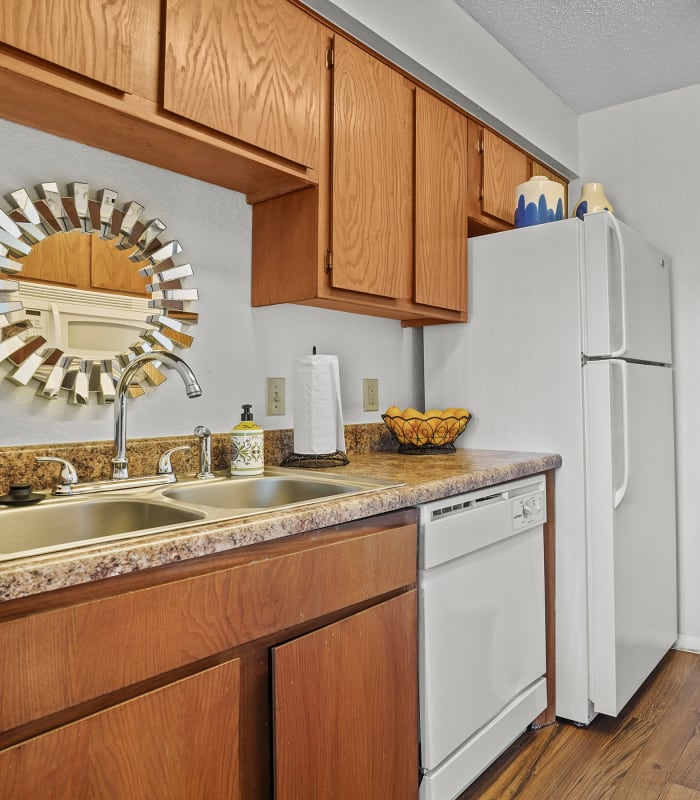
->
[[0, 659, 241, 800], [272, 591, 418, 799], [415, 89, 468, 313], [0, 0, 148, 92], [331, 35, 414, 301], [468, 120, 529, 229], [164, 0, 324, 169], [480, 128, 529, 225]]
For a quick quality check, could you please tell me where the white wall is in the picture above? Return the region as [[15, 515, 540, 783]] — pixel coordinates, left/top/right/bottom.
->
[[306, 0, 579, 173], [0, 0, 581, 450], [0, 120, 421, 447], [577, 84, 700, 650]]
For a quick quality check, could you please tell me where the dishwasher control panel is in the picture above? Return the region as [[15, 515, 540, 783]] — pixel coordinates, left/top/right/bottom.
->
[[511, 489, 546, 531]]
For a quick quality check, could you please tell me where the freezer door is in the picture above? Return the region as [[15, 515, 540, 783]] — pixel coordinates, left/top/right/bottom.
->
[[584, 359, 677, 716], [582, 212, 672, 364]]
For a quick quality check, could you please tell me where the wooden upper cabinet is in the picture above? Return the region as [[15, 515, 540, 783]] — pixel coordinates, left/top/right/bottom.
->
[[250, 36, 468, 323], [331, 35, 414, 300], [415, 89, 468, 313], [163, 0, 325, 170], [0, 0, 149, 93], [481, 127, 530, 224], [468, 120, 529, 229]]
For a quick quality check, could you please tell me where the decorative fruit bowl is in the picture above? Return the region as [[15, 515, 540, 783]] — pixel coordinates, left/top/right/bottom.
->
[[381, 407, 472, 454]]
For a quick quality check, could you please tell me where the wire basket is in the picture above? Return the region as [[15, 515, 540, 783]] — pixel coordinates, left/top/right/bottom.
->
[[382, 412, 471, 455]]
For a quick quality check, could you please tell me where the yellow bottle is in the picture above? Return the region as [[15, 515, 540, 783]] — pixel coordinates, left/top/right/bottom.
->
[[230, 404, 264, 476]]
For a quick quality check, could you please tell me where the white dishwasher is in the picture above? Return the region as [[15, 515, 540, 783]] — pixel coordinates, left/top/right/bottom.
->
[[418, 475, 548, 800]]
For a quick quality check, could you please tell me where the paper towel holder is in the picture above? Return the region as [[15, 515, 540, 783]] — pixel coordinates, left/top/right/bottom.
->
[[281, 450, 350, 469], [284, 345, 348, 468]]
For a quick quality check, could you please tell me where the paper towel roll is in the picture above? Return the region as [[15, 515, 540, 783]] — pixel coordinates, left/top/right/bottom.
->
[[292, 354, 346, 455]]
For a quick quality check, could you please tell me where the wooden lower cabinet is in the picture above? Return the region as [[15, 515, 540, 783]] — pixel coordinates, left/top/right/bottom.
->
[[273, 591, 418, 799], [0, 510, 418, 799], [0, 659, 242, 800]]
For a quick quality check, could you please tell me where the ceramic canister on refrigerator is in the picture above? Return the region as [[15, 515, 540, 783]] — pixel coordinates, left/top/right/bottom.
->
[[514, 175, 565, 227]]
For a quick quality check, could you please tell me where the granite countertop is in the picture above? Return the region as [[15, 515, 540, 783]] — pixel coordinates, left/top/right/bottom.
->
[[0, 448, 561, 603]]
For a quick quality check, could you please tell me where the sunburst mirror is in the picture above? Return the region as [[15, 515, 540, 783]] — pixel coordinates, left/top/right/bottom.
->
[[0, 181, 198, 404]]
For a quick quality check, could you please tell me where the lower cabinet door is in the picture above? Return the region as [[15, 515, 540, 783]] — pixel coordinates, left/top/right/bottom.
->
[[272, 591, 418, 799], [0, 658, 241, 800]]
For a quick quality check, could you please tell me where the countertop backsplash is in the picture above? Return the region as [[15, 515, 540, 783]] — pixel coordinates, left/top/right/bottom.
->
[[0, 423, 397, 495]]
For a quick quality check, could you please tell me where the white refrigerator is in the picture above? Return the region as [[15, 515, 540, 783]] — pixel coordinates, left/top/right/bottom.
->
[[424, 211, 677, 725]]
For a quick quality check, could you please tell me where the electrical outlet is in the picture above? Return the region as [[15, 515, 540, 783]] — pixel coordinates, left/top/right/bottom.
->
[[363, 378, 379, 412], [266, 377, 285, 415]]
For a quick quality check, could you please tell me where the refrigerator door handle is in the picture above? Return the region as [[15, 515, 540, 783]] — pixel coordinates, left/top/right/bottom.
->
[[608, 214, 628, 358], [612, 358, 630, 509]]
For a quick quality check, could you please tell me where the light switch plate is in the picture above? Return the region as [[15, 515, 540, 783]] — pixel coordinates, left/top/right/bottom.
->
[[266, 377, 285, 415]]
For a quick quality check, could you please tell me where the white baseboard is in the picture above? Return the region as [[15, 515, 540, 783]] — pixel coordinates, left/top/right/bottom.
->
[[674, 635, 700, 654]]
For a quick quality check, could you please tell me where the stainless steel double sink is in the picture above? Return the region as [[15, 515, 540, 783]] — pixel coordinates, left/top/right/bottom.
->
[[0, 467, 403, 562]]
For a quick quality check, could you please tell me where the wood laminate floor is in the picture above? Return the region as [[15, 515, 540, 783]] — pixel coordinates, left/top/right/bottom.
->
[[457, 649, 700, 800]]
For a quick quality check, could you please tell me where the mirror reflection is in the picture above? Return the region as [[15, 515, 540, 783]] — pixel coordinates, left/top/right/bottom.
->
[[18, 230, 150, 295], [0, 182, 198, 405]]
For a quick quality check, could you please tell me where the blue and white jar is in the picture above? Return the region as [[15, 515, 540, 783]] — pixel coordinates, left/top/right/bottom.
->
[[514, 175, 565, 227]]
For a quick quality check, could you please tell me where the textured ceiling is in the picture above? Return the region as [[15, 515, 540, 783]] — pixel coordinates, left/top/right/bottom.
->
[[452, 0, 700, 112]]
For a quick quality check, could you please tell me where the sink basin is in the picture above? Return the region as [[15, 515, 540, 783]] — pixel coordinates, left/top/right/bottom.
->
[[163, 476, 359, 509], [0, 468, 404, 562], [0, 498, 206, 561]]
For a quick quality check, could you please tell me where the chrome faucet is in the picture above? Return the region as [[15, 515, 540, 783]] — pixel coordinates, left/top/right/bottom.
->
[[112, 352, 202, 480], [35, 456, 79, 495]]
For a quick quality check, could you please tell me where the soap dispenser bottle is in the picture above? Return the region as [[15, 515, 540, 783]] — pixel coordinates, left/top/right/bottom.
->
[[231, 404, 264, 476]]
